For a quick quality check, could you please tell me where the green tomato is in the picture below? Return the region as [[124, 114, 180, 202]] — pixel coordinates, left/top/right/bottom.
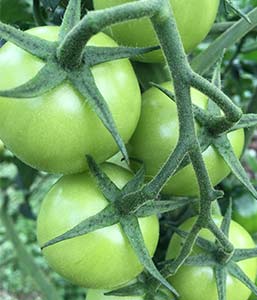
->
[[93, 0, 220, 63], [86, 289, 143, 300], [0, 26, 141, 174], [232, 189, 257, 235], [166, 216, 257, 300], [129, 82, 245, 197], [37, 163, 159, 289]]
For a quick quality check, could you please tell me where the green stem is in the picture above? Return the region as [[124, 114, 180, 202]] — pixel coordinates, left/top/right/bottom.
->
[[147, 0, 233, 268], [144, 143, 188, 197], [190, 72, 242, 124], [211, 22, 235, 34], [57, 0, 160, 68], [208, 219, 234, 256], [168, 220, 202, 274]]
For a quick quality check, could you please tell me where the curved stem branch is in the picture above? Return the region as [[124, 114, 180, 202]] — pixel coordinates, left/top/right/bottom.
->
[[57, 0, 160, 68], [190, 72, 242, 123]]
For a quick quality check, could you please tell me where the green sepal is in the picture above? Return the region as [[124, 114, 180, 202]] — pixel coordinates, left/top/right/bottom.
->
[[69, 65, 129, 162], [59, 0, 81, 41], [105, 282, 146, 297], [135, 198, 195, 218], [184, 254, 217, 267], [177, 127, 213, 172], [0, 63, 66, 98], [0, 21, 55, 60], [228, 262, 257, 296], [122, 165, 145, 195], [41, 204, 118, 249], [149, 82, 175, 101], [86, 155, 120, 203], [219, 200, 232, 237], [215, 266, 227, 300], [233, 248, 257, 262], [230, 114, 257, 131], [207, 64, 222, 115], [85, 45, 160, 66], [120, 215, 179, 296], [171, 226, 217, 252], [213, 135, 257, 199], [149, 81, 209, 126]]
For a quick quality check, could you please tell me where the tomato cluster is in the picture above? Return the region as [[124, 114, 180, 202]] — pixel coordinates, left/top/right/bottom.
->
[[93, 0, 220, 63], [1, 0, 257, 300], [166, 216, 257, 300]]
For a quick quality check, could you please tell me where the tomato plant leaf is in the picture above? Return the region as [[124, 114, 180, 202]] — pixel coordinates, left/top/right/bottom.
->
[[0, 21, 55, 60], [120, 215, 178, 296], [86, 155, 121, 202], [215, 266, 227, 300], [191, 7, 257, 75], [58, 0, 81, 41], [69, 65, 129, 162], [213, 135, 257, 199], [228, 262, 257, 296], [0, 63, 66, 98], [41, 204, 119, 249], [84, 45, 160, 66]]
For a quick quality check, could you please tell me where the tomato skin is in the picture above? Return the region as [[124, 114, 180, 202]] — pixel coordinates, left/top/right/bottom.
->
[[166, 216, 257, 300], [129, 82, 245, 197], [232, 190, 257, 235], [86, 289, 143, 300], [37, 163, 159, 289], [93, 0, 220, 63], [0, 26, 141, 174]]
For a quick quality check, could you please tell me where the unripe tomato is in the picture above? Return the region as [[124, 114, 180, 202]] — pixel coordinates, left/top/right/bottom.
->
[[93, 0, 220, 62], [0, 27, 141, 174], [129, 82, 245, 197], [232, 189, 257, 235], [37, 163, 159, 289], [166, 216, 257, 300]]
